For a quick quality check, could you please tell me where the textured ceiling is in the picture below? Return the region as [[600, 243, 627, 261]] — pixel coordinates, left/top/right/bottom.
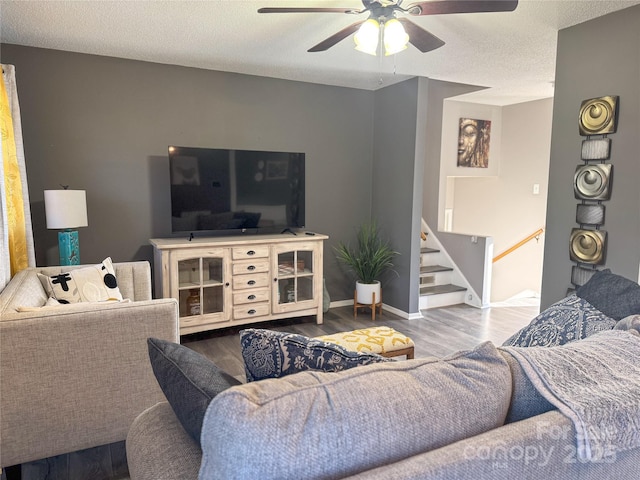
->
[[1, 0, 639, 105]]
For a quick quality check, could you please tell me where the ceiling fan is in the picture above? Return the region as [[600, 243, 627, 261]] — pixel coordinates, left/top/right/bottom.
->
[[258, 0, 518, 55]]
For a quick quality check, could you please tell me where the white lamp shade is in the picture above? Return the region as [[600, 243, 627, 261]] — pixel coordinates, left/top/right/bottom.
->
[[354, 19, 380, 56], [44, 190, 88, 229], [384, 18, 409, 55]]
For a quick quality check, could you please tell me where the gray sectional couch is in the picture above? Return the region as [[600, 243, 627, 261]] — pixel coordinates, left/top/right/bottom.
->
[[126, 331, 640, 479], [127, 268, 640, 478]]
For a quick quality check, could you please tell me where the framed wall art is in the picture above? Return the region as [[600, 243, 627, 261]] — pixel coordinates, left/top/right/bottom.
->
[[457, 118, 491, 168]]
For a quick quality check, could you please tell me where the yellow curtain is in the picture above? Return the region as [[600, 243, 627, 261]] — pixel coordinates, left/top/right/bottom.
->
[[0, 72, 29, 275]]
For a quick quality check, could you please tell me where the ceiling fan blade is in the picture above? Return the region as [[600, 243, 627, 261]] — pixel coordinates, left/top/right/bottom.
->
[[258, 7, 357, 14], [397, 18, 445, 53], [405, 0, 518, 16], [308, 20, 366, 52]]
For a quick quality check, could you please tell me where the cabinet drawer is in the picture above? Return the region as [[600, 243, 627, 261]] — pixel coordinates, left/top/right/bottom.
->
[[232, 272, 270, 290], [179, 314, 228, 330], [232, 259, 269, 276], [233, 303, 270, 320], [232, 246, 269, 260], [233, 289, 270, 305]]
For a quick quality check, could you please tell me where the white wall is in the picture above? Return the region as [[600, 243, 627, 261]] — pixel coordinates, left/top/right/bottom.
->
[[439, 98, 553, 301], [438, 101, 503, 231]]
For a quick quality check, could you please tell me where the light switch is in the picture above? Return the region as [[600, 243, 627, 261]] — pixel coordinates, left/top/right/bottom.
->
[[533, 184, 540, 195]]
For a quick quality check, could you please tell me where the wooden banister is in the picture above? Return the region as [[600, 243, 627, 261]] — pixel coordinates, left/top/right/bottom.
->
[[493, 228, 544, 263]]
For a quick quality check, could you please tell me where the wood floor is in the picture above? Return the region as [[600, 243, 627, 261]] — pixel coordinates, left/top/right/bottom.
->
[[182, 302, 539, 382], [8, 302, 538, 480]]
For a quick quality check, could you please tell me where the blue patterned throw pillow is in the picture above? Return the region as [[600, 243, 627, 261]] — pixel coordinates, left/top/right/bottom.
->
[[240, 328, 391, 382], [502, 294, 616, 347]]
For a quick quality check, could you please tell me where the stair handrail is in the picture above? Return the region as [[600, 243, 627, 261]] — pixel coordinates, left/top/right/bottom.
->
[[493, 228, 545, 263]]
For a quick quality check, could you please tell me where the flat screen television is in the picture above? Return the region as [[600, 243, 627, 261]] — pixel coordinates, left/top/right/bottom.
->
[[168, 146, 305, 236]]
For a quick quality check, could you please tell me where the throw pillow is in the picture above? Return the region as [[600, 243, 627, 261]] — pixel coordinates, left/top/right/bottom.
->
[[37, 257, 123, 304], [240, 328, 391, 382], [576, 268, 640, 320], [502, 294, 616, 347], [200, 341, 512, 480], [147, 337, 242, 445]]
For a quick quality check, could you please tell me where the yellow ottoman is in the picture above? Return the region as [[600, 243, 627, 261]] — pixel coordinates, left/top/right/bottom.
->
[[316, 326, 415, 359]]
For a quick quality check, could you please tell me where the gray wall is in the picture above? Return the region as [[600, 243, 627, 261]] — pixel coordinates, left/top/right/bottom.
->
[[1, 44, 380, 303], [541, 5, 640, 308], [421, 79, 490, 299], [366, 77, 496, 313], [371, 77, 421, 313], [369, 77, 493, 313]]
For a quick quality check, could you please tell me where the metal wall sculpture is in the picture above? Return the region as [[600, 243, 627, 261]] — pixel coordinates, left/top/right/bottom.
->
[[578, 96, 618, 135], [570, 95, 619, 288], [573, 164, 612, 201]]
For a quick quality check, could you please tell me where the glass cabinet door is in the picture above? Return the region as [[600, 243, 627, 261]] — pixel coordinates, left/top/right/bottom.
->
[[274, 246, 316, 311], [175, 249, 229, 324]]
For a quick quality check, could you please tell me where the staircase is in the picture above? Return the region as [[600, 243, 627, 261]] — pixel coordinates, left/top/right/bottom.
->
[[419, 241, 467, 310]]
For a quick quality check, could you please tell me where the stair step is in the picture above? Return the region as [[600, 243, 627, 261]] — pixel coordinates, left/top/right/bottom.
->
[[420, 265, 453, 275], [420, 247, 440, 254], [420, 284, 467, 296]]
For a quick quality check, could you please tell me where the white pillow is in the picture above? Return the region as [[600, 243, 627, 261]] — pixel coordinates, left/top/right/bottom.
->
[[38, 257, 123, 304]]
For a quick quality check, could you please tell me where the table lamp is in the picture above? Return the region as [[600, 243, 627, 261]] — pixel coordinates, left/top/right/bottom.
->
[[44, 189, 88, 265]]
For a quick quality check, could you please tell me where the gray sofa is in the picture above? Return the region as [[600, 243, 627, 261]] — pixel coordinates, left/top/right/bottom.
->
[[126, 332, 640, 479], [0, 261, 179, 469]]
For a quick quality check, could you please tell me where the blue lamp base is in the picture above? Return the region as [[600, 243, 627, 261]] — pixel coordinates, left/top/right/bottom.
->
[[58, 229, 80, 266]]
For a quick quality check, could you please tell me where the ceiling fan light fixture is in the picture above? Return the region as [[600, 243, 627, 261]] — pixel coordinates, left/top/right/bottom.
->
[[354, 18, 380, 56], [383, 18, 409, 55]]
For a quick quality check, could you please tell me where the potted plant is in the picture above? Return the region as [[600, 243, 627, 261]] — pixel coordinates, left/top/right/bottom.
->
[[334, 221, 399, 305]]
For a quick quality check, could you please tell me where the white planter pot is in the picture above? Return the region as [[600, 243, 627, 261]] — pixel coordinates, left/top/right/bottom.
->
[[356, 280, 381, 305]]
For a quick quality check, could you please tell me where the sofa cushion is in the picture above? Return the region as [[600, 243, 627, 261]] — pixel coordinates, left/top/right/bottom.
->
[[126, 402, 201, 480], [239, 328, 391, 382], [576, 268, 640, 320], [147, 338, 242, 445], [38, 257, 123, 304], [502, 294, 616, 347], [199, 341, 512, 480]]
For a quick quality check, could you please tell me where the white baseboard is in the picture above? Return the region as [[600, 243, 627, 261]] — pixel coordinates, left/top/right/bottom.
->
[[329, 299, 413, 320], [329, 299, 353, 308]]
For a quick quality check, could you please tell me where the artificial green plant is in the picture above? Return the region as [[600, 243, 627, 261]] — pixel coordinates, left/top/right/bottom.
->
[[334, 220, 399, 285]]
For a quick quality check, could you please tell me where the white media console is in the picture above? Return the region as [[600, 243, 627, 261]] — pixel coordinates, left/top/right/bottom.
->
[[150, 233, 327, 335]]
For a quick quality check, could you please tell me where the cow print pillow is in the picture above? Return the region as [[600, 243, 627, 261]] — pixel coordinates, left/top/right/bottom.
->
[[38, 257, 124, 304]]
